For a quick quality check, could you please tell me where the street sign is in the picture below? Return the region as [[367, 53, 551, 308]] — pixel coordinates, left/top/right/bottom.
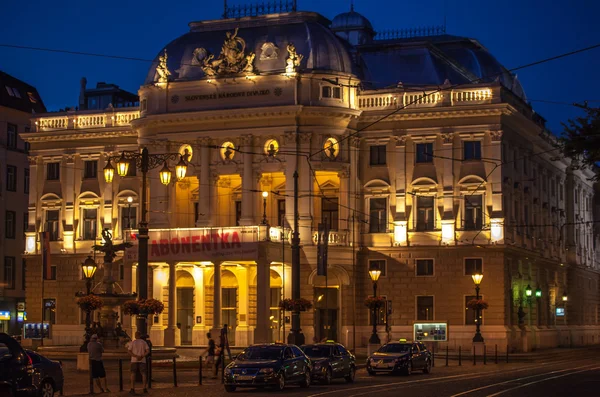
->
[[413, 322, 448, 342]]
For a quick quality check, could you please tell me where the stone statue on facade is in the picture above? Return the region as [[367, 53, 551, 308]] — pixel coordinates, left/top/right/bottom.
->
[[156, 49, 171, 84], [199, 28, 255, 77], [285, 43, 303, 74]]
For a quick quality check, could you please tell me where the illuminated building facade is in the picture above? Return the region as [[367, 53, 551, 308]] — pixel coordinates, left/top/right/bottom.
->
[[22, 7, 599, 351]]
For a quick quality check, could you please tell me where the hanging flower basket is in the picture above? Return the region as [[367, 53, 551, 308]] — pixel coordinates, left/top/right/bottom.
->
[[364, 296, 387, 310], [279, 298, 313, 312], [123, 300, 141, 316], [123, 299, 165, 316], [76, 294, 104, 313], [466, 299, 489, 311]]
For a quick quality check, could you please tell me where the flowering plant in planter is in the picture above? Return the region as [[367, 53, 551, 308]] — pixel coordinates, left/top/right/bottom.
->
[[279, 298, 313, 312], [364, 296, 387, 309], [123, 300, 141, 315], [466, 299, 489, 311], [76, 294, 104, 313], [123, 299, 165, 316]]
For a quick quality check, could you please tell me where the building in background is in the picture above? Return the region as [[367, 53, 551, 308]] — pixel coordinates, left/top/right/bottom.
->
[[22, 5, 599, 351], [0, 70, 46, 334]]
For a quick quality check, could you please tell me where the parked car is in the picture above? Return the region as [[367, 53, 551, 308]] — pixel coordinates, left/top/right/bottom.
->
[[301, 341, 356, 384], [223, 343, 312, 392], [0, 332, 63, 396], [366, 340, 432, 376]]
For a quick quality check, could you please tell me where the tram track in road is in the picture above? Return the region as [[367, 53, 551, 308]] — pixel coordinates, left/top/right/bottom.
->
[[306, 354, 600, 397]]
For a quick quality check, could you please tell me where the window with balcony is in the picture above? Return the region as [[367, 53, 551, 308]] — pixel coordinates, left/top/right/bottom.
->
[[6, 165, 16, 191], [464, 195, 483, 230], [84, 160, 98, 179], [82, 208, 97, 240], [7, 123, 17, 149], [464, 258, 483, 275], [4, 257, 15, 290], [465, 295, 483, 325], [45, 210, 59, 241], [278, 199, 286, 227], [47, 162, 60, 181], [417, 296, 434, 320], [463, 141, 481, 160], [369, 145, 386, 166], [369, 198, 387, 233], [321, 197, 338, 231], [24, 168, 29, 194], [5, 211, 16, 239], [416, 259, 434, 276], [416, 143, 433, 163], [121, 206, 137, 234], [416, 196, 435, 231]]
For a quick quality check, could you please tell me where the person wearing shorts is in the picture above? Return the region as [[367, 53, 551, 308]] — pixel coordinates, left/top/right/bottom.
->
[[128, 331, 150, 394], [88, 334, 109, 393]]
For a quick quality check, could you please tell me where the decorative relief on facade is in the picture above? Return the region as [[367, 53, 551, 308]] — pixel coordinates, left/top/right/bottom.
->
[[394, 135, 408, 146], [260, 42, 279, 61], [283, 131, 296, 145], [220, 142, 236, 161], [155, 50, 171, 84], [440, 133, 453, 144], [285, 43, 303, 74], [198, 28, 256, 77], [264, 139, 279, 156], [298, 132, 312, 144], [179, 144, 193, 162], [324, 137, 340, 159], [490, 130, 503, 141]]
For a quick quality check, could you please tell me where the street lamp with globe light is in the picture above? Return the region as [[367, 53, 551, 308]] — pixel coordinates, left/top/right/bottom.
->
[[471, 273, 484, 343], [368, 262, 382, 345], [261, 191, 269, 225], [80, 256, 97, 351]]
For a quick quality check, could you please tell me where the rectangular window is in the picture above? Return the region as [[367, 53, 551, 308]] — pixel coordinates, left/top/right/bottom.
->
[[278, 199, 286, 227], [416, 259, 434, 276], [416, 143, 434, 163], [322, 86, 332, 98], [82, 208, 97, 240], [464, 258, 483, 275], [7, 123, 17, 149], [22, 259, 26, 290], [417, 296, 434, 320], [83, 160, 98, 179], [332, 86, 342, 99], [235, 201, 242, 226], [4, 257, 15, 289], [45, 210, 59, 241], [24, 168, 29, 194], [23, 212, 28, 235], [463, 141, 481, 160], [46, 162, 60, 181], [464, 195, 483, 230], [5, 211, 16, 239], [369, 145, 386, 166], [369, 259, 387, 277], [43, 299, 56, 325], [416, 196, 435, 231], [121, 206, 137, 233], [6, 165, 17, 191], [369, 198, 387, 233], [465, 295, 483, 325], [50, 265, 57, 280], [322, 197, 339, 231]]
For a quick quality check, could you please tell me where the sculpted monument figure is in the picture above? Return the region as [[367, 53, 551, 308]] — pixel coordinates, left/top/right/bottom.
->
[[199, 28, 255, 77], [285, 43, 303, 74], [156, 49, 171, 84]]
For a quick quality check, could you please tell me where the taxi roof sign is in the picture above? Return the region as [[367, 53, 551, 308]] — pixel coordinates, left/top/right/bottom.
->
[[399, 338, 407, 342], [325, 340, 335, 343]]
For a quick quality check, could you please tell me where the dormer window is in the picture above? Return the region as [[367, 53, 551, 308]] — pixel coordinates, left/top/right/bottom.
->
[[322, 85, 342, 99]]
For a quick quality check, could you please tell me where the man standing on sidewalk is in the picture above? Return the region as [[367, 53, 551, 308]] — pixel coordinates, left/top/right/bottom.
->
[[128, 331, 150, 394], [88, 334, 109, 393]]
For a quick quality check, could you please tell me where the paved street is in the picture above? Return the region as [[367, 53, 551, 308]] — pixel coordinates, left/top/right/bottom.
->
[[62, 347, 600, 397]]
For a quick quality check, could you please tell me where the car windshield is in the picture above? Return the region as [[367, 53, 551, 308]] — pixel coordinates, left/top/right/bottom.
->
[[301, 346, 333, 358], [377, 344, 411, 354], [237, 347, 283, 361]]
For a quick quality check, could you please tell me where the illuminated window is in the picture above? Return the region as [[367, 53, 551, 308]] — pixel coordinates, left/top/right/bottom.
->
[[323, 137, 339, 159]]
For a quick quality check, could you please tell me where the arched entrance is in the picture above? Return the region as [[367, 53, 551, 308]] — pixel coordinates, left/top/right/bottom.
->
[[310, 267, 350, 343], [269, 270, 283, 342], [176, 270, 195, 345], [221, 270, 238, 345]]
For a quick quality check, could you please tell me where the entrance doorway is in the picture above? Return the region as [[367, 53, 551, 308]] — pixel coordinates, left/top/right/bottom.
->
[[177, 288, 194, 344], [314, 287, 338, 342], [222, 287, 237, 345]]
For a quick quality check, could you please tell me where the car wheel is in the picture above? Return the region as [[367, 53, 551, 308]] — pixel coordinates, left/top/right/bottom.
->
[[224, 385, 237, 393], [404, 363, 412, 376], [300, 370, 311, 388], [39, 380, 55, 397], [274, 373, 286, 391], [345, 366, 356, 383], [423, 359, 432, 374], [323, 368, 332, 385]]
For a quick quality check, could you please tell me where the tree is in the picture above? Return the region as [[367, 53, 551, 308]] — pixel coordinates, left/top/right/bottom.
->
[[560, 103, 600, 180]]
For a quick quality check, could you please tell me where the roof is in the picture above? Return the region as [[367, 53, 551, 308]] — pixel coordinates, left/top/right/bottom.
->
[[0, 70, 47, 114]]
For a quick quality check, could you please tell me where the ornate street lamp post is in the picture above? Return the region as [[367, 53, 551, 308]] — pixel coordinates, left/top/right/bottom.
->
[[103, 148, 187, 336], [368, 262, 382, 345], [127, 196, 133, 229], [261, 191, 269, 225], [80, 256, 97, 351], [471, 273, 484, 343]]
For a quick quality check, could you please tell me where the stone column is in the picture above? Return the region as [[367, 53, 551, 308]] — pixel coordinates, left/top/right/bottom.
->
[[235, 265, 252, 345], [239, 135, 256, 226], [196, 140, 211, 226], [150, 266, 166, 346], [211, 261, 222, 337], [164, 262, 179, 347], [192, 266, 207, 345], [254, 258, 271, 343]]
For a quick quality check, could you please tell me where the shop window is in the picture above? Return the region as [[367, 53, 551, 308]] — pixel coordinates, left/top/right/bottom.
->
[[369, 198, 387, 233], [416, 259, 434, 276], [416, 143, 433, 163], [369, 295, 388, 326], [270, 287, 281, 330], [417, 296, 434, 320], [369, 145, 386, 165], [464, 258, 483, 275]]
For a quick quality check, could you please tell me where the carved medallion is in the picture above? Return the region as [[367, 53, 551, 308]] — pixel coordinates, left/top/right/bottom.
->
[[260, 42, 279, 60]]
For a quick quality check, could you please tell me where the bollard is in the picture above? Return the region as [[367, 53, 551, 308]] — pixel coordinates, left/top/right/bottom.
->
[[173, 357, 178, 387], [458, 346, 462, 366], [506, 345, 509, 363], [483, 345, 487, 365], [118, 359, 123, 392], [199, 356, 203, 385], [495, 344, 498, 364], [148, 356, 152, 389], [445, 345, 449, 367], [89, 360, 94, 395], [432, 344, 435, 367]]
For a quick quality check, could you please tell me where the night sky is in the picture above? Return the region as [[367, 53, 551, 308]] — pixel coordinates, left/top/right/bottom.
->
[[1, 0, 599, 133]]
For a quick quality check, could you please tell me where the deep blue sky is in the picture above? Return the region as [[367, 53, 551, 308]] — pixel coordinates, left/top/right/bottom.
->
[[1, 0, 599, 132]]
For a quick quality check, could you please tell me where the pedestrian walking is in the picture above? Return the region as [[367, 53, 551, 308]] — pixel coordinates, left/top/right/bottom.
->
[[128, 331, 150, 394], [88, 334, 109, 393], [206, 333, 216, 371], [212, 335, 223, 379]]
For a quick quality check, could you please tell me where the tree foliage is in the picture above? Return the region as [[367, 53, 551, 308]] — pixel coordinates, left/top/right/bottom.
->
[[560, 103, 600, 179]]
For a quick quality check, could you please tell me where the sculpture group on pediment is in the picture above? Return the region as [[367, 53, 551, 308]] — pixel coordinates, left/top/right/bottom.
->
[[156, 50, 171, 84], [285, 43, 303, 74], [198, 28, 256, 77]]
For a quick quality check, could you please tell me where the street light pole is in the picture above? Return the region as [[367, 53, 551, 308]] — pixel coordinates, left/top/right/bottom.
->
[[472, 273, 484, 343], [138, 148, 150, 337], [80, 256, 97, 352], [368, 262, 382, 345], [287, 170, 305, 345], [261, 191, 269, 225]]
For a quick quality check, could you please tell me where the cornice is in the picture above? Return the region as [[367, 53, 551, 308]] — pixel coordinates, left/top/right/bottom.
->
[[22, 129, 137, 143], [358, 104, 512, 123]]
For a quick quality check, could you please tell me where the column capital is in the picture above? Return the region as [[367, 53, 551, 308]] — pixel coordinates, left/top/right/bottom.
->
[[490, 130, 503, 142], [440, 133, 453, 144]]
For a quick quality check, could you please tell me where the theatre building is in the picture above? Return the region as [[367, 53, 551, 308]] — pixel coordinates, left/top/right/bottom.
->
[[22, 6, 600, 351]]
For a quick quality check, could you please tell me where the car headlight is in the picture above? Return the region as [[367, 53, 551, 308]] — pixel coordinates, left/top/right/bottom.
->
[[259, 368, 274, 374]]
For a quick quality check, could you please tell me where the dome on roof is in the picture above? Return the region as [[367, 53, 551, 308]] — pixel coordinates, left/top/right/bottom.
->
[[331, 10, 374, 32]]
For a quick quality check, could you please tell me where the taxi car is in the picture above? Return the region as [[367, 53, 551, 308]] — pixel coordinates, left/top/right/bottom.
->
[[301, 341, 356, 384], [223, 343, 312, 392], [366, 339, 432, 376]]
